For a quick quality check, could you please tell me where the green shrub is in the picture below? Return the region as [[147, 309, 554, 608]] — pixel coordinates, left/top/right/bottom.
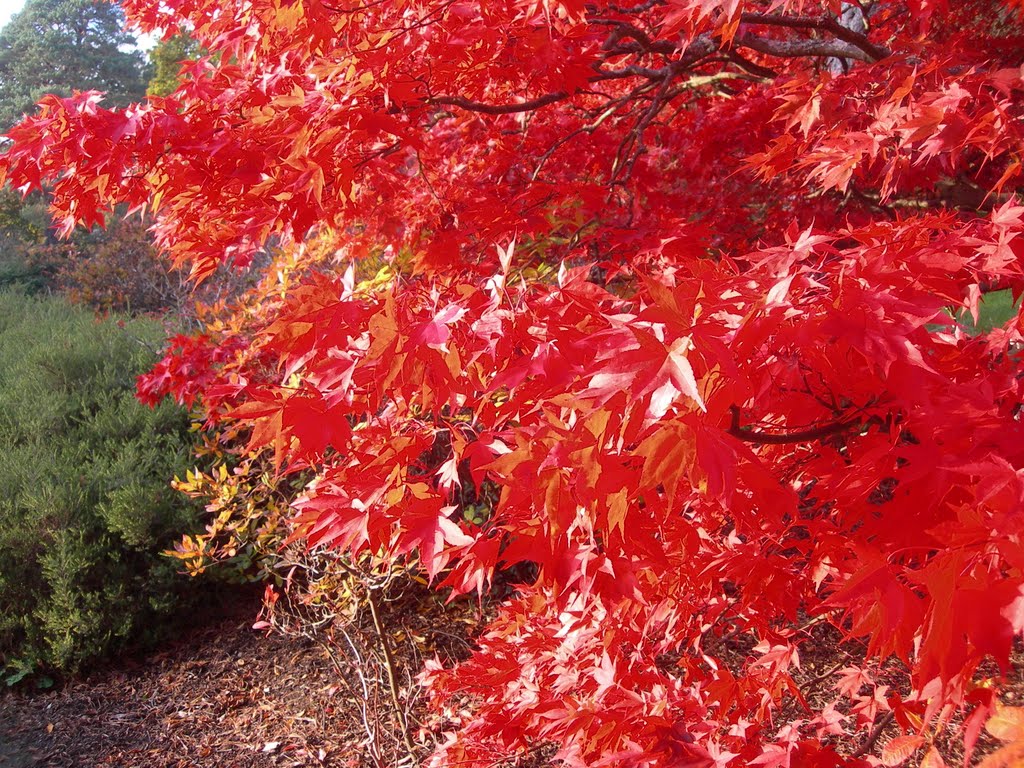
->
[[0, 290, 200, 681]]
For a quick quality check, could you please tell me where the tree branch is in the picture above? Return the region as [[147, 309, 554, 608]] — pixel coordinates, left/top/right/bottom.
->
[[366, 586, 418, 760], [428, 91, 572, 115], [727, 49, 779, 79], [734, 33, 879, 64], [740, 12, 891, 62], [850, 711, 896, 758], [728, 405, 861, 445], [427, 14, 885, 119]]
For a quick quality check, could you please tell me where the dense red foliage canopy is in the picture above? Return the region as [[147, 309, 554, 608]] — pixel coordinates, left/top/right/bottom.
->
[[3, 0, 1024, 765]]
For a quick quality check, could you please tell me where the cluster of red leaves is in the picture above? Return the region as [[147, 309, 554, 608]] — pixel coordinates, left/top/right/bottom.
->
[[3, 0, 1024, 766]]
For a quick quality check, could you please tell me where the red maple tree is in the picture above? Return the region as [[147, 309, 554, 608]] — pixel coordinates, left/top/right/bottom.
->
[[3, 0, 1023, 765]]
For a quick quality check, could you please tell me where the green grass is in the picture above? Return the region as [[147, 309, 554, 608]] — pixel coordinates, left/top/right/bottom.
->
[[958, 289, 1019, 335]]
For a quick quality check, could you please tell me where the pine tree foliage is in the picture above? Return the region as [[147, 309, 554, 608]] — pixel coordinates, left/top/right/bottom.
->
[[0, 0, 148, 131]]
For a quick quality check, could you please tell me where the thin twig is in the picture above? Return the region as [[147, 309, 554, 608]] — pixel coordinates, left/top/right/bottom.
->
[[366, 587, 419, 760], [851, 711, 896, 757]]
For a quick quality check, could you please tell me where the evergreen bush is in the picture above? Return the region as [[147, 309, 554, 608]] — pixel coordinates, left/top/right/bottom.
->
[[0, 291, 199, 682]]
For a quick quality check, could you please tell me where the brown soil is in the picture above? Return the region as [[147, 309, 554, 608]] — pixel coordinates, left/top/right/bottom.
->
[[0, 577, 494, 768], [1, 589, 1020, 768], [0, 595, 370, 768]]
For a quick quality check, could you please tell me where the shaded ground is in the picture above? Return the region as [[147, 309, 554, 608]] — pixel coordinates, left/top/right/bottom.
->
[[0, 579, 494, 768], [1, 587, 1019, 768], [0, 595, 368, 768]]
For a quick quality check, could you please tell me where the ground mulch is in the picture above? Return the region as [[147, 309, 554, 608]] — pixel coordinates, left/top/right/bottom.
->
[[1, 584, 1019, 768], [0, 595, 369, 768]]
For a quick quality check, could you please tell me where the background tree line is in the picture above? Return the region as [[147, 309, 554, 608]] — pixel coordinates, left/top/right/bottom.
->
[[0, 0, 198, 316], [0, 0, 213, 684]]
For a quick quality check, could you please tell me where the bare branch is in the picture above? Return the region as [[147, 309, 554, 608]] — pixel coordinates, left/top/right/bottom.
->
[[740, 11, 891, 61], [366, 587, 418, 760], [727, 49, 779, 79], [728, 405, 861, 445], [428, 91, 571, 115], [850, 711, 896, 758], [427, 13, 885, 120], [734, 33, 879, 63]]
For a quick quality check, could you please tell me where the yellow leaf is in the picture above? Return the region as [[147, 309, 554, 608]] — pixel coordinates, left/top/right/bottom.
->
[[989, 706, 1024, 742], [274, 84, 306, 109], [634, 421, 694, 504], [606, 489, 628, 537]]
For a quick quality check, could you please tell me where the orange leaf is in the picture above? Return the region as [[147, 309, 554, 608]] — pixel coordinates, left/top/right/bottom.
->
[[978, 741, 1024, 768], [987, 706, 1024, 742], [919, 747, 946, 768], [881, 735, 924, 766]]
